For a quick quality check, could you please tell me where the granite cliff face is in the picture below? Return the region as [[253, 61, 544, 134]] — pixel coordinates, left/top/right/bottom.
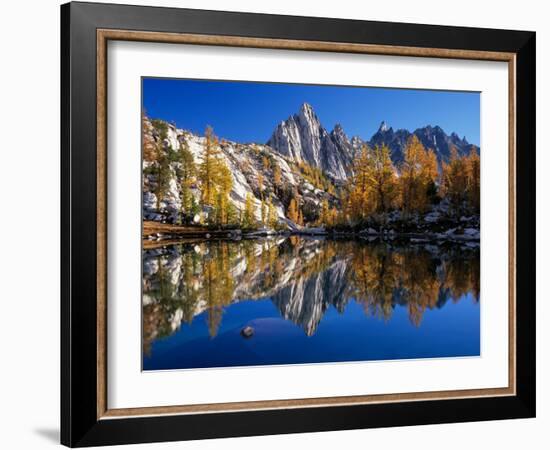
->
[[143, 102, 479, 227], [266, 103, 354, 181], [267, 104, 479, 176], [370, 121, 479, 165], [142, 116, 336, 226]]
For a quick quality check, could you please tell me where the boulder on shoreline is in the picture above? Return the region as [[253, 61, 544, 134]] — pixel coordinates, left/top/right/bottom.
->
[[359, 227, 378, 235], [298, 227, 328, 236]]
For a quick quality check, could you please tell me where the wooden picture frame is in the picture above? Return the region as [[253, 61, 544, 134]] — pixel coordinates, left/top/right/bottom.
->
[[61, 1, 535, 447]]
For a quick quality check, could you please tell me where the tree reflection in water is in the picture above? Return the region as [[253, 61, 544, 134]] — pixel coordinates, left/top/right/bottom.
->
[[142, 237, 479, 357]]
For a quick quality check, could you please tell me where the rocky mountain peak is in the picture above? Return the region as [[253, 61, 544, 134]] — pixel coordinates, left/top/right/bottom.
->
[[331, 123, 349, 143], [332, 123, 345, 134], [412, 125, 477, 161], [267, 103, 352, 181], [351, 136, 365, 147], [296, 102, 321, 130], [368, 121, 479, 165], [378, 120, 390, 133], [299, 101, 315, 115]]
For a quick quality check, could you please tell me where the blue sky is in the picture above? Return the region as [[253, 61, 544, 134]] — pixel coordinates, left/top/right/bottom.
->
[[142, 78, 480, 146]]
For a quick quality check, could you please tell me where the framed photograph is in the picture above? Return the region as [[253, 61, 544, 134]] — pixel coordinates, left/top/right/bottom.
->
[[61, 1, 536, 447]]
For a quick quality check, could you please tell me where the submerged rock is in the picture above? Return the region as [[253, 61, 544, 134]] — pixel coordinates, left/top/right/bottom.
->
[[241, 326, 254, 338]]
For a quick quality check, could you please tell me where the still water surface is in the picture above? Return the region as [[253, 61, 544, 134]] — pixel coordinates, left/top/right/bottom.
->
[[142, 237, 480, 370]]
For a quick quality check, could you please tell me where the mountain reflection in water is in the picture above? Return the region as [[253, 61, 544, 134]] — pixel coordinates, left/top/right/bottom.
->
[[142, 237, 480, 370]]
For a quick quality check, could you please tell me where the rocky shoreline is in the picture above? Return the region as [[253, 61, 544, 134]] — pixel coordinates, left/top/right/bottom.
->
[[143, 220, 480, 248]]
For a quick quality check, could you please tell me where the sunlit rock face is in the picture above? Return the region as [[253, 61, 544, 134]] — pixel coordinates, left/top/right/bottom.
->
[[143, 107, 479, 227], [267, 103, 353, 181], [142, 116, 335, 226], [142, 237, 480, 353], [271, 258, 350, 336], [370, 121, 479, 165], [267, 105, 479, 181]]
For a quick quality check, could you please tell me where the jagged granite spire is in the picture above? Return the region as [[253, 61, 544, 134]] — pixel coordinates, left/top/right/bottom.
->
[[267, 103, 353, 180], [370, 122, 478, 165], [378, 120, 390, 133]]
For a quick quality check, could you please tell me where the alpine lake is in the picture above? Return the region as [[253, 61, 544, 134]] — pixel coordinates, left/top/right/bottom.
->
[[142, 235, 480, 370]]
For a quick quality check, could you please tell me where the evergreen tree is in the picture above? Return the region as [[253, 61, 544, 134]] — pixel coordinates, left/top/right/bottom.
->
[[257, 172, 264, 199], [399, 135, 438, 216], [216, 163, 233, 225], [346, 144, 398, 222], [155, 145, 171, 212], [273, 163, 282, 192], [348, 145, 374, 221], [267, 198, 278, 229], [147, 119, 172, 212], [177, 138, 196, 223], [319, 199, 330, 226], [466, 146, 480, 213], [198, 126, 223, 207], [441, 146, 469, 215], [369, 144, 398, 215], [328, 207, 339, 227], [197, 126, 236, 226], [242, 193, 256, 229], [287, 197, 300, 224], [261, 198, 267, 225], [226, 201, 237, 225]]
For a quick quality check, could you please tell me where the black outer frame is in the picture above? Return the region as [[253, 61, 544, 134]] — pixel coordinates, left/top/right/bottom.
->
[[61, 1, 536, 447]]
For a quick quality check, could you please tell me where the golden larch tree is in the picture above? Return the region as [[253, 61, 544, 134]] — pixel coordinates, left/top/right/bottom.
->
[[348, 145, 375, 221], [273, 163, 282, 190], [242, 193, 256, 229], [177, 138, 196, 222], [287, 197, 300, 224], [399, 135, 438, 216], [257, 172, 264, 198], [215, 163, 233, 225], [441, 145, 469, 215], [318, 199, 330, 226], [260, 198, 267, 225], [267, 198, 278, 229], [466, 146, 480, 212], [347, 144, 398, 222], [199, 126, 223, 207]]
